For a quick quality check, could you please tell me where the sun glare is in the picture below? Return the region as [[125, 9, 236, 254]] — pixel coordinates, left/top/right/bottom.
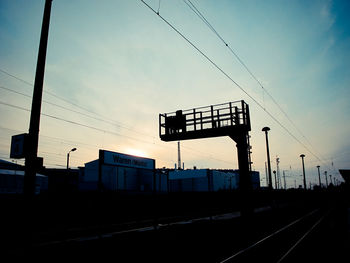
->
[[126, 148, 147, 158]]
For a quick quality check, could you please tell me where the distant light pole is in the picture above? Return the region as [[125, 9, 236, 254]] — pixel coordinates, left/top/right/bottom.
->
[[273, 170, 277, 189], [67, 148, 77, 170], [300, 154, 306, 190], [316, 165, 321, 187], [262, 127, 272, 190], [324, 171, 328, 188], [265, 162, 269, 187]]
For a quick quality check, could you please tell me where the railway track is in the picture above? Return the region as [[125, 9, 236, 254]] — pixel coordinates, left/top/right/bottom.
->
[[218, 208, 330, 262], [6, 203, 348, 262]]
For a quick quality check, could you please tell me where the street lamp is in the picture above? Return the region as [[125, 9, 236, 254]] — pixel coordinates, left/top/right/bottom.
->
[[67, 147, 77, 170], [324, 171, 328, 188], [273, 170, 277, 189], [316, 165, 321, 187], [262, 127, 272, 190], [300, 154, 306, 190]]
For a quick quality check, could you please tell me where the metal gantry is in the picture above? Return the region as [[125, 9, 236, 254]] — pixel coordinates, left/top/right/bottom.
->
[[159, 100, 252, 195]]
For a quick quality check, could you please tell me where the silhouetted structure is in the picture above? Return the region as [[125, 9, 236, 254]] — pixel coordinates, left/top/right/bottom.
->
[[339, 169, 350, 194], [24, 0, 52, 196], [159, 101, 252, 213], [317, 165, 321, 187], [167, 169, 260, 192], [0, 159, 47, 194], [300, 154, 306, 189], [262, 127, 272, 190], [81, 150, 160, 193]]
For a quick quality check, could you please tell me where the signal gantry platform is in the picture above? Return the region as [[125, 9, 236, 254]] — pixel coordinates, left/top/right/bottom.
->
[[159, 100, 253, 193]]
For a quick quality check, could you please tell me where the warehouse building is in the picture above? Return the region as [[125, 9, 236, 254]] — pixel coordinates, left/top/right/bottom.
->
[[81, 150, 167, 193], [168, 169, 238, 192], [167, 169, 260, 192], [0, 159, 48, 194], [80, 150, 260, 193]]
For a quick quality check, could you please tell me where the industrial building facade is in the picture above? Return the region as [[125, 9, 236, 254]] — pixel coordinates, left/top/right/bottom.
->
[[81, 150, 167, 193], [0, 151, 260, 194], [80, 149, 260, 193], [168, 169, 238, 192], [0, 159, 48, 194], [168, 169, 260, 192]]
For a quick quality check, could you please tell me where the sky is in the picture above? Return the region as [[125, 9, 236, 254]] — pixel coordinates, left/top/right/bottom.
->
[[0, 0, 349, 188]]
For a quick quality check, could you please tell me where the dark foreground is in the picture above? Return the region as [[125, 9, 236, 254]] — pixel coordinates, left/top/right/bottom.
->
[[2, 189, 349, 262]]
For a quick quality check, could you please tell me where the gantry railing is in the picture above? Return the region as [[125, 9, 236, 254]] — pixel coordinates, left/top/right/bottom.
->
[[159, 100, 250, 141]]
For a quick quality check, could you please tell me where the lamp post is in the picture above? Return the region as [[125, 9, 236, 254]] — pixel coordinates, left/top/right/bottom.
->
[[67, 148, 77, 170], [262, 127, 272, 190], [273, 170, 277, 189], [300, 154, 306, 190], [316, 165, 321, 187], [324, 171, 328, 188]]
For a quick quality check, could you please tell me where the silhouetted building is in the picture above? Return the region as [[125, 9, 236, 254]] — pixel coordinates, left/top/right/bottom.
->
[[167, 169, 260, 192], [41, 168, 81, 193], [168, 169, 237, 192], [80, 150, 167, 193], [0, 159, 47, 194], [339, 169, 350, 191], [0, 159, 23, 170]]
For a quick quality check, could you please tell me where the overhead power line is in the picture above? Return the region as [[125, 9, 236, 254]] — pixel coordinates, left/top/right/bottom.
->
[[140, 0, 322, 162], [0, 100, 154, 145], [0, 85, 143, 134], [0, 101, 235, 167], [0, 69, 160, 140], [182, 0, 331, 169], [0, 69, 141, 132], [0, 69, 240, 166]]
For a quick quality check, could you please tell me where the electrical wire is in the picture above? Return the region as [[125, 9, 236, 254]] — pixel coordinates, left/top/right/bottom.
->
[[0, 85, 151, 137], [182, 0, 333, 172], [0, 101, 235, 167], [0, 4, 337, 173], [0, 100, 154, 145], [140, 0, 322, 165], [0, 68, 156, 139]]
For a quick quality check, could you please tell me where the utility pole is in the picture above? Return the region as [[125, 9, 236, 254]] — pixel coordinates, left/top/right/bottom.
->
[[283, 170, 286, 189], [316, 165, 321, 187], [262, 127, 272, 190], [276, 157, 280, 189], [265, 162, 269, 187], [300, 154, 306, 190], [177, 141, 181, 170], [273, 170, 277, 189], [24, 0, 53, 196]]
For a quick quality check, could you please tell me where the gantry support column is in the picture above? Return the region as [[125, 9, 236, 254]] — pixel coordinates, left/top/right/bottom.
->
[[231, 132, 252, 217]]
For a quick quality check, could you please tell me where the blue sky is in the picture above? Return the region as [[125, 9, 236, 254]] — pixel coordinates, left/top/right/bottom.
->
[[0, 0, 349, 188]]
